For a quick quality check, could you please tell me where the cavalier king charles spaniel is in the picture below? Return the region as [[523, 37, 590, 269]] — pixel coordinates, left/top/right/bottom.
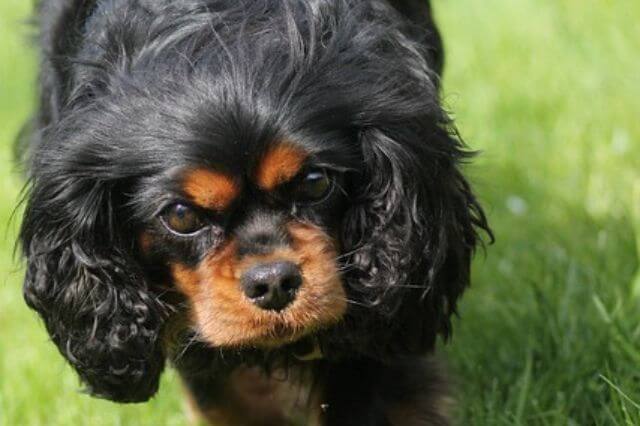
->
[[19, 0, 491, 424]]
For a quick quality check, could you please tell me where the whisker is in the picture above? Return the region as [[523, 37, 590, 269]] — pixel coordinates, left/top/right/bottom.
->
[[335, 247, 361, 260], [390, 284, 428, 289], [174, 331, 201, 361], [345, 298, 370, 308]]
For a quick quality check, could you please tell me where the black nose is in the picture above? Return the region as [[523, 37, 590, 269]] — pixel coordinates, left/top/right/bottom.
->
[[240, 261, 302, 311]]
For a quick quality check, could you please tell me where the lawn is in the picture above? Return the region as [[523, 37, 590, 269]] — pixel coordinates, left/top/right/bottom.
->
[[1, 0, 639, 425]]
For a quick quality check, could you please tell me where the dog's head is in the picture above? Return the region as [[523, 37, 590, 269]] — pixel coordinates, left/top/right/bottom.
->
[[21, 0, 490, 402]]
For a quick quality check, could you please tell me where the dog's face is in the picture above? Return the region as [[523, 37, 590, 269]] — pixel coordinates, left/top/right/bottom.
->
[[138, 141, 350, 348], [21, 0, 490, 403]]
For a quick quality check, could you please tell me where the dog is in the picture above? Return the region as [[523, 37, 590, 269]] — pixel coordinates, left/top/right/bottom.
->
[[19, 0, 491, 424]]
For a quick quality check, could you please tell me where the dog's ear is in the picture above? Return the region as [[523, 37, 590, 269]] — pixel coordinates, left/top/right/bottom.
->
[[387, 0, 444, 75], [20, 164, 169, 402], [342, 124, 491, 352], [16, 1, 99, 168], [37, 0, 98, 121]]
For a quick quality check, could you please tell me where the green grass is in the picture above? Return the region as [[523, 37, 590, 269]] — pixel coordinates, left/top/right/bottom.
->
[[1, 0, 639, 424]]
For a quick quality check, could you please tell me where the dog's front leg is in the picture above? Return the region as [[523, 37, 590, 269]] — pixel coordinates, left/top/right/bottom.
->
[[319, 357, 452, 426]]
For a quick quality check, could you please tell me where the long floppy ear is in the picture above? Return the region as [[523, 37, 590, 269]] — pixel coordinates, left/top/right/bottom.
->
[[20, 169, 169, 402], [20, 0, 167, 403], [342, 123, 491, 353]]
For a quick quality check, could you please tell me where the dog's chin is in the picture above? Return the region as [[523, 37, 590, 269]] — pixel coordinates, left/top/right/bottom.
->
[[197, 323, 326, 361], [195, 308, 339, 352]]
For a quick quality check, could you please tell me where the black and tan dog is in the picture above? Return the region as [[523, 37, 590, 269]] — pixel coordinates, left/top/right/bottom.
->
[[19, 0, 491, 424]]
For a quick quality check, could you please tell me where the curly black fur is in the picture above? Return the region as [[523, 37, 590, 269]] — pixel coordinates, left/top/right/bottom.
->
[[19, 0, 491, 422]]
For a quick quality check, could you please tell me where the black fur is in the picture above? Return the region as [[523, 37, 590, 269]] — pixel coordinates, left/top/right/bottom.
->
[[19, 0, 491, 423]]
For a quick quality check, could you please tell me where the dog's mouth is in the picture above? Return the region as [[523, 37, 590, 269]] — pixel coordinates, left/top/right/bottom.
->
[[257, 335, 325, 361], [290, 336, 323, 361], [193, 291, 343, 350]]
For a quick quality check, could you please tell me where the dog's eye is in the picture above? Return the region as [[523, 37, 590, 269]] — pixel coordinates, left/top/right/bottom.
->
[[294, 169, 332, 203], [160, 203, 206, 235]]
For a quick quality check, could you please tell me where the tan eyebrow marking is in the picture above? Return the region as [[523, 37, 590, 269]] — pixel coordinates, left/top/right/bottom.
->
[[182, 168, 239, 211], [255, 142, 308, 191]]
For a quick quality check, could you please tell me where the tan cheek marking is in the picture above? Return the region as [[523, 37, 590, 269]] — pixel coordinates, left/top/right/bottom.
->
[[255, 143, 307, 191], [182, 168, 239, 211], [170, 242, 256, 344], [286, 223, 347, 328], [171, 263, 201, 298]]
